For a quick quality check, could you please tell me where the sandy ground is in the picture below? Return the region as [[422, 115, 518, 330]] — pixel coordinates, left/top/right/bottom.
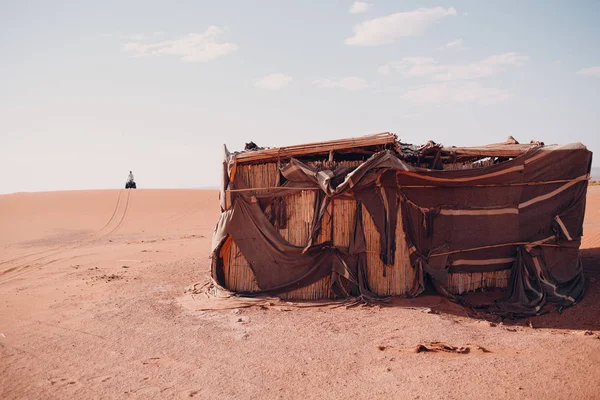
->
[[1, 187, 599, 399]]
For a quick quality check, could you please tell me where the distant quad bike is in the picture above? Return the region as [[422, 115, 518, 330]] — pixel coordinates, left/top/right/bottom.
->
[[125, 180, 137, 189]]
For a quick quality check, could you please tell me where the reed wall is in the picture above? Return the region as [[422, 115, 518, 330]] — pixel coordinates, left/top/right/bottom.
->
[[446, 270, 510, 294], [222, 159, 510, 299], [223, 162, 278, 293], [362, 204, 415, 296], [278, 191, 333, 300]]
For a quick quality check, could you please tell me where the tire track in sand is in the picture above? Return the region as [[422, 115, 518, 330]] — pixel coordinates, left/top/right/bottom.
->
[[98, 189, 131, 239], [0, 190, 131, 284], [0, 190, 125, 268]]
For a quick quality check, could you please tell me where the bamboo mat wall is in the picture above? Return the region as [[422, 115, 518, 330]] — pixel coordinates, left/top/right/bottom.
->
[[279, 160, 365, 299], [362, 204, 415, 296], [446, 270, 510, 294], [224, 161, 335, 299], [222, 159, 509, 299], [223, 162, 278, 293], [442, 158, 495, 170], [278, 191, 333, 300]]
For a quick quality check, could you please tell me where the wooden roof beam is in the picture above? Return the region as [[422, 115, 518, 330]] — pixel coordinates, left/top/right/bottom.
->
[[232, 132, 397, 164]]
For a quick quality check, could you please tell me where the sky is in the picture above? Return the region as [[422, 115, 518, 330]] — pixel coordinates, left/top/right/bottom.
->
[[1, 0, 599, 194]]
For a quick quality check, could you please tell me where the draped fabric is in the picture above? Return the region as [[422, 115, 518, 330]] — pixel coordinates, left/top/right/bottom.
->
[[211, 143, 592, 317]]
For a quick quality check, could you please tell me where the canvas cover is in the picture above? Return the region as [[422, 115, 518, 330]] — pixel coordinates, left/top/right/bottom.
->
[[211, 143, 592, 317]]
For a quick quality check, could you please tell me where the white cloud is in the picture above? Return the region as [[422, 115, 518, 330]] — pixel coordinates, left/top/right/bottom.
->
[[577, 66, 600, 78], [254, 74, 293, 90], [345, 7, 457, 46], [121, 26, 238, 63], [349, 1, 372, 14], [379, 52, 528, 80], [482, 52, 529, 66], [378, 53, 526, 105], [378, 57, 440, 77], [444, 38, 464, 49], [435, 52, 528, 80], [313, 77, 370, 91], [402, 81, 511, 105]]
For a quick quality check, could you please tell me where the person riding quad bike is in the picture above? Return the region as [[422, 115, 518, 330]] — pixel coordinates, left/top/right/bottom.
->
[[125, 171, 137, 189]]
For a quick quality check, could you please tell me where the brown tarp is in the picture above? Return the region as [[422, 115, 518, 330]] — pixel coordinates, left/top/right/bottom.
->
[[211, 143, 592, 317]]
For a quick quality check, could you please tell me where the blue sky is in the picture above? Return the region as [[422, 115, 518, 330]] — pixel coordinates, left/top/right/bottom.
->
[[1, 0, 599, 193]]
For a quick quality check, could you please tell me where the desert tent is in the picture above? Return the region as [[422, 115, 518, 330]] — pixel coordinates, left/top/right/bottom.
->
[[211, 132, 592, 317]]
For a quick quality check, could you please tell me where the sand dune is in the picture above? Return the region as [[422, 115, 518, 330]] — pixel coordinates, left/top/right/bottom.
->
[[1, 188, 599, 399], [0, 190, 218, 290]]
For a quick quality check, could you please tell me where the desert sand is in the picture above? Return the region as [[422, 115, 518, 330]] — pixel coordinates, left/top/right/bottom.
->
[[1, 188, 599, 399]]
